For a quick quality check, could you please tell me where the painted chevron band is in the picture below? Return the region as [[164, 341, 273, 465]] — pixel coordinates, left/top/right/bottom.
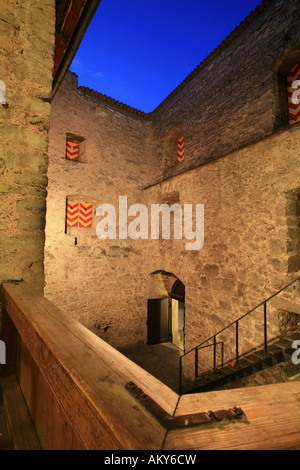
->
[[66, 141, 79, 160], [66, 201, 92, 228], [79, 203, 92, 228], [178, 136, 184, 163], [287, 63, 300, 82], [66, 201, 79, 227]]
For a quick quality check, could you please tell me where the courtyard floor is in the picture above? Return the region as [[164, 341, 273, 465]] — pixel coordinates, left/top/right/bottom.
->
[[118, 341, 182, 393]]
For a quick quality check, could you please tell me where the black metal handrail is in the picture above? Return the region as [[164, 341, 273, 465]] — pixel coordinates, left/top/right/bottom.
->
[[179, 276, 300, 394], [195, 340, 224, 380]]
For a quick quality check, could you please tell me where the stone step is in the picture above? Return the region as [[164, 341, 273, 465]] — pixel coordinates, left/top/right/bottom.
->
[[191, 332, 299, 394], [271, 297, 300, 315]]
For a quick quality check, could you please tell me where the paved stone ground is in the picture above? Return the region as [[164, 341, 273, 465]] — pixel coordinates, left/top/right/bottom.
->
[[118, 342, 182, 393]]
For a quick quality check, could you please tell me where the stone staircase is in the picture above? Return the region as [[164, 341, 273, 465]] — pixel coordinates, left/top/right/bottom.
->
[[183, 331, 299, 394], [272, 298, 300, 315], [179, 277, 300, 395]]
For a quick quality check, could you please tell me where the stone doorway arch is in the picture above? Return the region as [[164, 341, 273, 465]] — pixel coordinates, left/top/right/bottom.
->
[[147, 271, 185, 351]]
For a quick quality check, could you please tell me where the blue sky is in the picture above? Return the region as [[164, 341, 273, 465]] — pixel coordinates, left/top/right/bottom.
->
[[70, 0, 263, 113]]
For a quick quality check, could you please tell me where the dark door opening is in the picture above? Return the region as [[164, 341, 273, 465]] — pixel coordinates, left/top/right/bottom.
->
[[147, 298, 169, 345]]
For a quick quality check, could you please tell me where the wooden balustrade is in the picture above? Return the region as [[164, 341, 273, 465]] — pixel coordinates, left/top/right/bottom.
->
[[1, 281, 300, 450]]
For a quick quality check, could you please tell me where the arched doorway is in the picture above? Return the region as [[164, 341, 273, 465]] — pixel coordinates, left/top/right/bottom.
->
[[147, 272, 185, 351]]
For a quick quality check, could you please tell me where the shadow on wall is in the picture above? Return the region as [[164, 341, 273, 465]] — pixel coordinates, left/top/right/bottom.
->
[[286, 189, 300, 273]]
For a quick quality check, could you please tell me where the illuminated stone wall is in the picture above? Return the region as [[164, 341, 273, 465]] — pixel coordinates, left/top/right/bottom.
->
[[150, 0, 300, 183], [145, 123, 300, 357], [44, 72, 154, 346], [45, 0, 300, 354], [0, 1, 55, 307], [45, 73, 300, 352]]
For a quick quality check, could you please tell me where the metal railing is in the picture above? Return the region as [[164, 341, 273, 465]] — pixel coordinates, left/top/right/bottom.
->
[[179, 276, 300, 394]]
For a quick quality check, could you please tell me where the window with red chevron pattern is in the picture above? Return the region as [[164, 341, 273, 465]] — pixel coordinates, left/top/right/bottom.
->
[[177, 136, 184, 163], [165, 123, 184, 166], [287, 63, 300, 125], [66, 199, 93, 230], [66, 141, 79, 160], [65, 133, 85, 161]]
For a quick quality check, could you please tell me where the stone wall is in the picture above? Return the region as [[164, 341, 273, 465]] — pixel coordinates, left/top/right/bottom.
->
[[0, 0, 55, 309], [150, 0, 300, 183], [45, 69, 300, 353], [44, 0, 300, 356], [145, 123, 300, 360], [44, 72, 155, 346]]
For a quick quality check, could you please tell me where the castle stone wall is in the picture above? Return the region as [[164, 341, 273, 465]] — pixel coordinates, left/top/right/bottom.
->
[[150, 0, 300, 183], [0, 0, 55, 306], [44, 73, 155, 346], [145, 123, 300, 357], [44, 0, 300, 353]]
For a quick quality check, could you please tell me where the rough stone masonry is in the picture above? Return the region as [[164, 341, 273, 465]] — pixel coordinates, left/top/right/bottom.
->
[[0, 1, 56, 330], [43, 0, 300, 360]]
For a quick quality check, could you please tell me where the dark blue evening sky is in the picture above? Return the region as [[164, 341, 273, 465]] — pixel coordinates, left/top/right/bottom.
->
[[70, 0, 262, 113]]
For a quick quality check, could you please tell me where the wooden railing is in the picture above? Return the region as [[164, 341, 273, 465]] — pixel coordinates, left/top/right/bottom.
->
[[1, 281, 300, 450], [0, 281, 178, 450]]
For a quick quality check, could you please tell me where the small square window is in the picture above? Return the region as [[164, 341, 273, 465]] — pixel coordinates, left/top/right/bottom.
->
[[65, 134, 85, 161]]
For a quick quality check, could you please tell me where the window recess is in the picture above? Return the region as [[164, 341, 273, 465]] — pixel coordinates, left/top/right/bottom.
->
[[65, 133, 86, 161]]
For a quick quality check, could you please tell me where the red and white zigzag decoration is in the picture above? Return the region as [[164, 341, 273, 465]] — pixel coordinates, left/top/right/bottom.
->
[[66, 141, 79, 160], [66, 201, 93, 228], [66, 201, 79, 227], [178, 136, 184, 163], [79, 202, 92, 228]]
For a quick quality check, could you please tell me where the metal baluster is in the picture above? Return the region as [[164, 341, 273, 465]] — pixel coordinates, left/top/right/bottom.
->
[[195, 347, 198, 384], [179, 355, 182, 395], [213, 335, 216, 371], [264, 301, 267, 355], [221, 341, 224, 368], [236, 321, 239, 365]]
